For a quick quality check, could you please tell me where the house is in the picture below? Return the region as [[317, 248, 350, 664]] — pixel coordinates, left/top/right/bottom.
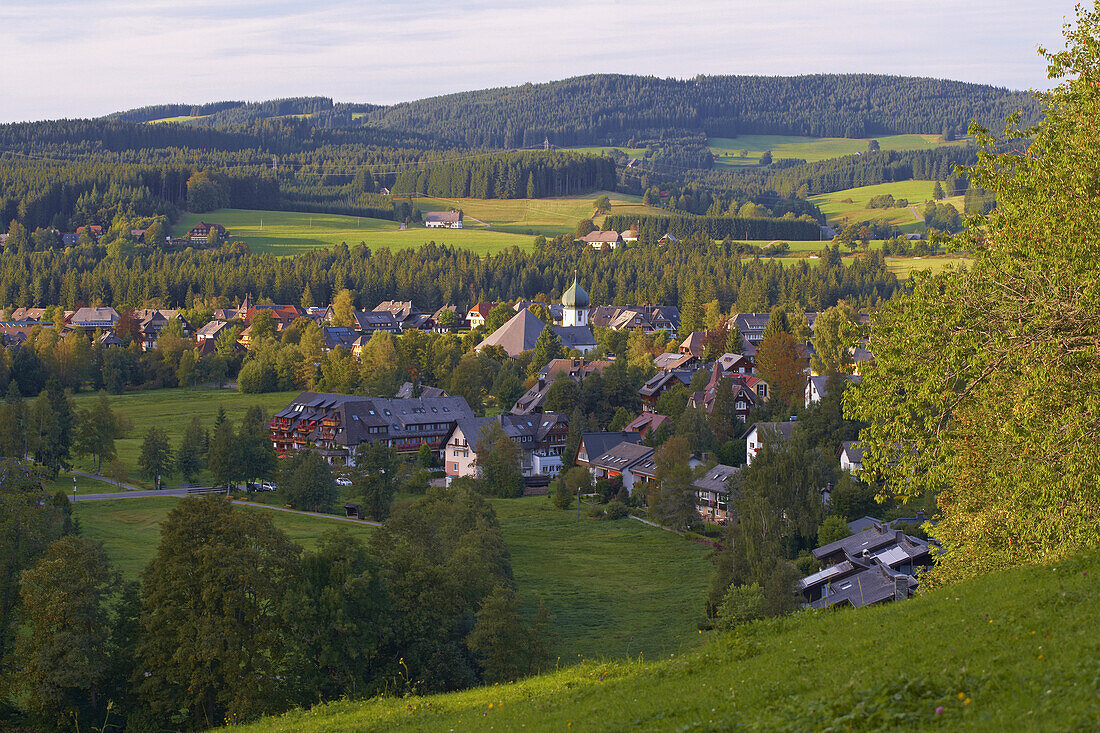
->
[[76, 225, 104, 240], [575, 431, 641, 470], [716, 352, 754, 376], [431, 305, 467, 332], [62, 233, 80, 246], [743, 421, 797, 466], [693, 464, 740, 524], [466, 303, 497, 329], [133, 309, 191, 350], [195, 319, 233, 343], [511, 358, 611, 415], [244, 302, 303, 330], [10, 308, 47, 322], [589, 305, 680, 336], [729, 313, 771, 345], [801, 522, 934, 609], [130, 228, 147, 243], [805, 373, 862, 407], [621, 228, 639, 243], [96, 331, 125, 348], [638, 369, 694, 410], [269, 392, 475, 463], [395, 383, 450, 399], [623, 412, 669, 439], [679, 332, 706, 358], [443, 412, 569, 483], [424, 211, 463, 228], [688, 367, 769, 422], [373, 301, 431, 330], [652, 351, 696, 371], [70, 307, 120, 330], [839, 441, 865, 473], [351, 310, 401, 334], [658, 232, 678, 245], [581, 230, 623, 250], [188, 222, 227, 243], [589, 441, 655, 494], [321, 326, 359, 351]]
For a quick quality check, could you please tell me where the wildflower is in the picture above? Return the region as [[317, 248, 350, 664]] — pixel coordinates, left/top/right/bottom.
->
[[935, 707, 944, 715], [964, 698, 971, 706], [957, 692, 965, 700]]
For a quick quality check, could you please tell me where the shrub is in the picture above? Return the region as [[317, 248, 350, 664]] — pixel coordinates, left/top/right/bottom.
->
[[794, 552, 818, 577], [602, 500, 630, 521], [716, 583, 765, 631], [549, 481, 573, 510]]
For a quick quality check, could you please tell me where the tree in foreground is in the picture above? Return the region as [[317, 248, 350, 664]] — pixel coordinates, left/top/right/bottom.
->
[[15, 536, 117, 730], [355, 441, 398, 520], [467, 585, 552, 683], [650, 436, 700, 531], [846, 7, 1100, 586], [135, 496, 300, 729]]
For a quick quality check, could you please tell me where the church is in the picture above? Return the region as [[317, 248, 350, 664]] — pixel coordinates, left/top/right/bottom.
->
[[475, 275, 597, 357]]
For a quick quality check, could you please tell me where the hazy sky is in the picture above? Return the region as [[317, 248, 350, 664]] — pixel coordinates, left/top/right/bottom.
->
[[0, 0, 1078, 123]]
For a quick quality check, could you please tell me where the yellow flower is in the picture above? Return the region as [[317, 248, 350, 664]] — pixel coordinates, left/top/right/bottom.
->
[[964, 698, 972, 706], [958, 692, 966, 700]]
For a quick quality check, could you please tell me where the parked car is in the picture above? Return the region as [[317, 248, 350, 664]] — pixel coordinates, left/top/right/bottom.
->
[[246, 481, 261, 492], [260, 481, 278, 492], [335, 476, 353, 487]]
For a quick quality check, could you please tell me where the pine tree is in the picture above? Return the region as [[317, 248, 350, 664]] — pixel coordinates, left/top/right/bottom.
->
[[175, 416, 206, 482], [139, 426, 173, 487]]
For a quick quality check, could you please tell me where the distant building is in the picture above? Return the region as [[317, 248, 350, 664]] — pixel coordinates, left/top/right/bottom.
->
[[443, 412, 569, 483], [424, 211, 463, 229], [581, 230, 623, 250], [743, 421, 797, 466], [477, 283, 597, 356], [269, 392, 475, 463], [693, 464, 740, 524], [466, 303, 497, 329], [70, 307, 120, 331], [188, 222, 227, 243]]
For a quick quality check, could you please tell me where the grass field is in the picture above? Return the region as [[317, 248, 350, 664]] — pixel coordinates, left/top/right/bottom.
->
[[74, 492, 714, 661], [71, 387, 298, 488], [759, 252, 972, 277], [408, 191, 664, 237], [234, 549, 1100, 732], [493, 498, 713, 661], [709, 133, 967, 166], [73, 498, 374, 577], [173, 209, 537, 256], [145, 115, 211, 124], [810, 180, 948, 234]]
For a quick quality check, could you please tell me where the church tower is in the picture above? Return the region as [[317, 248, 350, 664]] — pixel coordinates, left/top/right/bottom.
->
[[562, 275, 589, 327]]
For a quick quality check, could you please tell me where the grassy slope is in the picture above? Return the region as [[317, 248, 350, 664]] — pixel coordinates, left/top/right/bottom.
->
[[493, 498, 713, 661], [74, 494, 715, 659], [409, 191, 664, 237], [173, 209, 536, 256], [235, 550, 1100, 732], [811, 180, 949, 234], [709, 134, 967, 166], [73, 497, 374, 577], [71, 387, 298, 488]]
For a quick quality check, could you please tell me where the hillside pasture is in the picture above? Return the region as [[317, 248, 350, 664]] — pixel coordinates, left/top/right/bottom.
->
[[71, 387, 298, 488], [407, 191, 664, 237], [810, 180, 950, 234], [709, 133, 966, 166], [145, 115, 212, 124], [173, 209, 536, 256]]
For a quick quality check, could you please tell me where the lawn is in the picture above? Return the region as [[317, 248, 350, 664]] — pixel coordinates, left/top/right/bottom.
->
[[234, 549, 1100, 732], [73, 497, 375, 578], [173, 209, 537, 256], [490, 497, 714, 661], [404, 191, 663, 237], [71, 386, 298, 488], [709, 133, 967, 166]]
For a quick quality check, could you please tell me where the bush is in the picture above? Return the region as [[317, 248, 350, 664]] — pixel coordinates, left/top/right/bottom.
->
[[817, 515, 853, 546], [716, 583, 765, 631], [794, 552, 818, 577], [549, 481, 573, 510], [602, 500, 630, 521]]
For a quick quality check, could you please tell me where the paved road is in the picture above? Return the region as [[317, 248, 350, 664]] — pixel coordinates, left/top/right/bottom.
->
[[70, 468, 143, 491], [70, 488, 227, 501]]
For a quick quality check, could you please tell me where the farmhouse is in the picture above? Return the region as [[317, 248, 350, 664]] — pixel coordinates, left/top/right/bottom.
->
[[269, 391, 475, 463], [581, 230, 623, 250], [424, 211, 463, 228], [188, 221, 227, 243]]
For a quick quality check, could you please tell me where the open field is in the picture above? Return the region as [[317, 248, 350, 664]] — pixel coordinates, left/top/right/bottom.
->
[[709, 133, 967, 166], [761, 252, 972, 277], [173, 209, 537, 256], [145, 115, 211, 124], [71, 387, 298, 488], [492, 497, 713, 661], [810, 180, 950, 233], [75, 491, 714, 660], [73, 497, 374, 578], [233, 549, 1100, 732], [406, 191, 664, 237]]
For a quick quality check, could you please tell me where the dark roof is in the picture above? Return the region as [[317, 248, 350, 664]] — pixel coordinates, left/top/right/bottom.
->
[[840, 441, 865, 465], [810, 562, 918, 609], [477, 308, 545, 356], [742, 421, 798, 441], [579, 432, 641, 462], [591, 442, 654, 472], [424, 211, 461, 224], [552, 325, 597, 350], [692, 464, 740, 494], [639, 369, 693, 398]]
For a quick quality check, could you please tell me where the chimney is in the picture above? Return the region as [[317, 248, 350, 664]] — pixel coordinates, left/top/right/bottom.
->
[[894, 575, 909, 601]]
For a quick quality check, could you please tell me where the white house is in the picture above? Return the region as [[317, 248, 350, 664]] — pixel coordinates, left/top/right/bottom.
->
[[743, 421, 797, 466], [839, 441, 865, 473]]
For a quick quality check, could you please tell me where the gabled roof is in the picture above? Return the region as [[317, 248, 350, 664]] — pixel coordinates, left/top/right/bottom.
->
[[680, 331, 706, 357], [653, 352, 695, 370], [195, 320, 231, 338], [742, 421, 797, 442], [552, 325, 597, 350], [477, 308, 546, 357], [424, 211, 461, 224], [582, 230, 621, 243], [639, 369, 694, 398], [810, 561, 917, 609], [624, 412, 669, 435], [591, 441, 654, 473], [839, 441, 865, 465], [71, 307, 120, 325], [578, 432, 641, 462], [692, 464, 740, 494]]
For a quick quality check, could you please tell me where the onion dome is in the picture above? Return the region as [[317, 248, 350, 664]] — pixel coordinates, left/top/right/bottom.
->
[[562, 276, 589, 308]]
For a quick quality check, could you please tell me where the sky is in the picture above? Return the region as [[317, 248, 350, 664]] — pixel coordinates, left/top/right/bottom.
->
[[0, 0, 1080, 123]]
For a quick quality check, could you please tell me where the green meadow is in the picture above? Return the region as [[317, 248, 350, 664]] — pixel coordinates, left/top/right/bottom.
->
[[233, 549, 1100, 732], [709, 133, 967, 166], [70, 387, 298, 488], [173, 209, 537, 256]]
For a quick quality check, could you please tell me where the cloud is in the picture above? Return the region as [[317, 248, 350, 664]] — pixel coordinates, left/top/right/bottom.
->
[[0, 0, 1077, 122]]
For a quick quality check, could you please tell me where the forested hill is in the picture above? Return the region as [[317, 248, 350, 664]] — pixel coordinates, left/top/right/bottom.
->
[[362, 73, 1039, 147]]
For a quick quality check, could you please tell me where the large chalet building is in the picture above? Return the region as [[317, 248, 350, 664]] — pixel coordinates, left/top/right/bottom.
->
[[269, 391, 474, 464]]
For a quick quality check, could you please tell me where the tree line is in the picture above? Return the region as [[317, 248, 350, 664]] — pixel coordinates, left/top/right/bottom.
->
[[602, 212, 820, 241], [390, 151, 616, 199]]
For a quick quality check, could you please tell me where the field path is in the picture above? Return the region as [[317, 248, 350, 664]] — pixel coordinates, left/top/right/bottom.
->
[[909, 205, 922, 221], [71, 468, 142, 491]]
